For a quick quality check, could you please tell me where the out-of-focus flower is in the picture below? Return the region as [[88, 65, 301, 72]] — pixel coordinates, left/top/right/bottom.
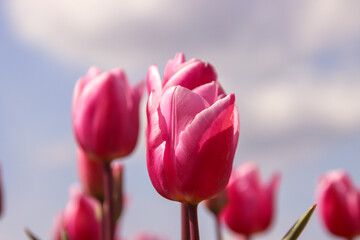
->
[[77, 148, 104, 201], [204, 191, 228, 217], [146, 53, 239, 204], [131, 231, 169, 240], [0, 161, 2, 217], [62, 186, 102, 240], [77, 148, 125, 219], [316, 170, 360, 239], [72, 67, 144, 162], [221, 162, 280, 238], [50, 212, 65, 240]]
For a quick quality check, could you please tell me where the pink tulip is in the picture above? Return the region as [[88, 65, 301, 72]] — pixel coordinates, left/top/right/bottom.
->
[[77, 148, 104, 201], [131, 231, 169, 240], [221, 162, 280, 238], [77, 148, 124, 218], [316, 170, 360, 239], [204, 191, 228, 216], [0, 161, 2, 217], [63, 186, 102, 240], [50, 212, 65, 240], [72, 67, 144, 162], [146, 53, 239, 204]]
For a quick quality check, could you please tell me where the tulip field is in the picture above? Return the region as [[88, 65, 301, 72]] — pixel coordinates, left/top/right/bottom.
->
[[1, 1, 360, 240]]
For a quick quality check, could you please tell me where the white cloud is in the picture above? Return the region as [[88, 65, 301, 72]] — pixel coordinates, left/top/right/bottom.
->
[[4, 0, 360, 163]]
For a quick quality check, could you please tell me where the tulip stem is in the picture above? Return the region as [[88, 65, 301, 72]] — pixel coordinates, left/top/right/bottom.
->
[[103, 162, 114, 240], [187, 204, 200, 240], [215, 217, 222, 240], [182, 203, 190, 240]]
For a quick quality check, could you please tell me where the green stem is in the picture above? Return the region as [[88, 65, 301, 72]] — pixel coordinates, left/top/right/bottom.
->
[[182, 203, 190, 240], [187, 204, 199, 240], [103, 163, 114, 240]]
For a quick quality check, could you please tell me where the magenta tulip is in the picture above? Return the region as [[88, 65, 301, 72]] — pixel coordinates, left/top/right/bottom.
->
[[0, 161, 2, 217], [316, 170, 360, 239], [63, 186, 102, 240], [72, 67, 144, 162], [131, 231, 169, 240], [77, 148, 104, 201], [50, 212, 65, 240], [77, 148, 124, 219], [146, 53, 239, 204], [221, 162, 280, 238]]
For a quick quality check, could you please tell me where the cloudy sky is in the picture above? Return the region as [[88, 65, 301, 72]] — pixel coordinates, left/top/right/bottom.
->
[[1, 0, 360, 239]]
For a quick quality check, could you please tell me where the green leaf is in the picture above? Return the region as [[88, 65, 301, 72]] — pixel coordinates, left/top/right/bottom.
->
[[24, 228, 40, 240], [282, 204, 317, 240], [61, 229, 70, 240]]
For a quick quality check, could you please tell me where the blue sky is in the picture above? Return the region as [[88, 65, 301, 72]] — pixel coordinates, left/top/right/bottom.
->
[[1, 0, 360, 239]]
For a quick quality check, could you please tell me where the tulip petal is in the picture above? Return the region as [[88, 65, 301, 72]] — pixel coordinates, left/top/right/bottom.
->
[[175, 94, 236, 202], [192, 81, 218, 105], [163, 53, 186, 84], [164, 60, 217, 91], [147, 65, 162, 95]]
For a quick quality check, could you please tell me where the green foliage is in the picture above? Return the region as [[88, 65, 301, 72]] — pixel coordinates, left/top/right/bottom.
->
[[282, 204, 316, 240]]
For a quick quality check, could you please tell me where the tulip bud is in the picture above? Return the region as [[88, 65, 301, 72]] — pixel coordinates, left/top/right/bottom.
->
[[63, 186, 102, 240], [316, 170, 360, 239], [146, 53, 239, 204], [204, 191, 228, 217], [221, 162, 280, 238], [77, 148, 104, 202], [72, 67, 144, 162]]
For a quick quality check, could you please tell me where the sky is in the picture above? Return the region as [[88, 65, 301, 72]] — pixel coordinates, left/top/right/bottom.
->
[[1, 0, 360, 239]]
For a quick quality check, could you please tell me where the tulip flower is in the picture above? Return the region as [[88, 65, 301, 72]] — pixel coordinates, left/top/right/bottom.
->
[[62, 186, 102, 240], [146, 53, 239, 204], [0, 161, 2, 217], [50, 212, 65, 240], [77, 148, 124, 215], [316, 170, 360, 239], [72, 67, 144, 163], [221, 162, 280, 238], [131, 231, 169, 240], [146, 53, 239, 239], [77, 148, 104, 201]]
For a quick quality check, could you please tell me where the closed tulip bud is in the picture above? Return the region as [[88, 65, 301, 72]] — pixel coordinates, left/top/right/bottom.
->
[[146, 53, 239, 204], [204, 191, 228, 217], [77, 149, 125, 219], [316, 170, 360, 239], [63, 186, 102, 240], [73, 67, 144, 163], [77, 148, 104, 201], [221, 162, 280, 238]]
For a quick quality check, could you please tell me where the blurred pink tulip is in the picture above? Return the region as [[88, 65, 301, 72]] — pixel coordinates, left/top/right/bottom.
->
[[50, 212, 65, 240], [63, 186, 102, 240], [77, 148, 104, 201], [316, 170, 360, 239], [131, 231, 169, 240], [0, 161, 2, 217], [221, 162, 280, 238], [72, 67, 144, 162], [146, 53, 239, 204], [204, 191, 228, 217], [77, 148, 125, 219]]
